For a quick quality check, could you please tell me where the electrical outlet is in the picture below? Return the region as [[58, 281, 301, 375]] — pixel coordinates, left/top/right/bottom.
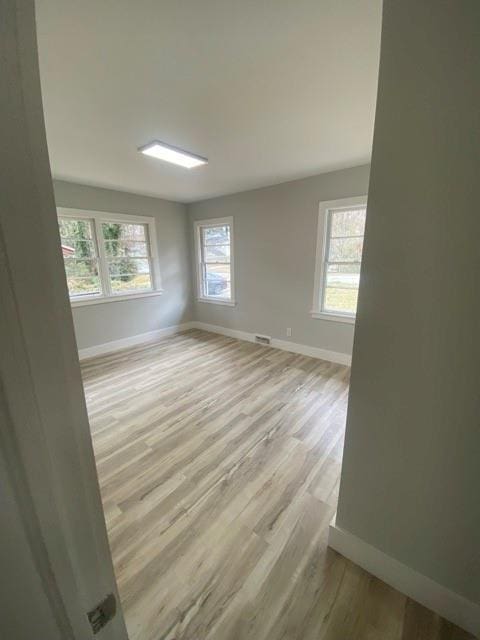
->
[[286, 327, 292, 337]]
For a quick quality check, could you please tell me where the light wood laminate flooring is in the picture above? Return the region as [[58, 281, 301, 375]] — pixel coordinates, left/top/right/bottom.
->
[[82, 330, 473, 640]]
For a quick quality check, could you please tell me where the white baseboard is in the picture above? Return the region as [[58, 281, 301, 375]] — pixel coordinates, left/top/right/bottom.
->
[[191, 321, 254, 344], [271, 336, 351, 366], [78, 322, 195, 360], [191, 321, 351, 366], [78, 320, 352, 366], [328, 519, 480, 636]]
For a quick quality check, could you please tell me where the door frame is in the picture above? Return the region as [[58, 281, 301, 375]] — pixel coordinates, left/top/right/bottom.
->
[[0, 1, 128, 637]]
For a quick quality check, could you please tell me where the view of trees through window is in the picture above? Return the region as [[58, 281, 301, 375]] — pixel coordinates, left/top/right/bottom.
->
[[59, 217, 153, 298], [102, 222, 152, 294], [59, 218, 101, 297]]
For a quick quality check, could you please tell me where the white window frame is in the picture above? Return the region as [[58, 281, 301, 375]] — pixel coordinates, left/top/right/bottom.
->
[[57, 207, 163, 307], [194, 216, 236, 307], [311, 195, 367, 324]]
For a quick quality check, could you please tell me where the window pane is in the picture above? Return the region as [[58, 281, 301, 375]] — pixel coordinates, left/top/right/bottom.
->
[[327, 263, 361, 274], [63, 259, 101, 298], [110, 272, 153, 294], [203, 225, 230, 245], [204, 264, 230, 298], [103, 223, 154, 294], [107, 258, 152, 294], [103, 239, 148, 257], [102, 222, 147, 242], [58, 218, 101, 298], [328, 236, 364, 262], [330, 208, 366, 238], [59, 218, 93, 239], [58, 218, 96, 258], [107, 257, 151, 276], [324, 287, 359, 314], [204, 244, 230, 263], [326, 268, 360, 289], [60, 239, 96, 258], [67, 276, 102, 298], [64, 258, 99, 278]]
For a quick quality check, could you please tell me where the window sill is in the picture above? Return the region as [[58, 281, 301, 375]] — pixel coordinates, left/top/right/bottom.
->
[[196, 297, 236, 307], [71, 289, 164, 307], [311, 310, 356, 324]]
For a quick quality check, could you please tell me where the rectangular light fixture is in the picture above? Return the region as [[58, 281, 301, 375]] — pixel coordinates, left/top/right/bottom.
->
[[139, 141, 208, 169]]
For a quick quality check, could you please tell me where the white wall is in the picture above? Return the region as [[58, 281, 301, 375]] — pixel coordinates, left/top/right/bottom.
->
[[188, 165, 370, 357], [53, 180, 192, 350], [335, 0, 480, 625]]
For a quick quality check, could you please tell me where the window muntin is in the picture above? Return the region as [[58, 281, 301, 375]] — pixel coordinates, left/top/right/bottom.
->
[[322, 206, 366, 316], [195, 218, 234, 304], [58, 211, 159, 303]]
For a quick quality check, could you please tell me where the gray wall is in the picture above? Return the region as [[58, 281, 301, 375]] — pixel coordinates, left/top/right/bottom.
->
[[337, 0, 480, 605], [188, 165, 370, 356], [53, 180, 192, 350]]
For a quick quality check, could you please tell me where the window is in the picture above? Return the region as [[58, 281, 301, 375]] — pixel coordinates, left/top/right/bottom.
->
[[102, 221, 153, 295], [58, 208, 161, 306], [58, 217, 101, 298], [194, 217, 235, 305], [312, 196, 367, 322]]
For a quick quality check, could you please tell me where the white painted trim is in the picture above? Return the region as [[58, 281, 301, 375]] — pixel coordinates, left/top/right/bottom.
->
[[191, 322, 352, 366], [193, 216, 235, 305], [271, 336, 351, 366], [328, 519, 480, 637], [191, 322, 251, 343], [311, 195, 367, 321], [77, 321, 351, 366], [310, 310, 356, 324], [58, 206, 163, 303], [2, 4, 128, 635], [78, 322, 195, 360], [71, 289, 164, 307], [196, 297, 236, 307], [57, 206, 156, 225]]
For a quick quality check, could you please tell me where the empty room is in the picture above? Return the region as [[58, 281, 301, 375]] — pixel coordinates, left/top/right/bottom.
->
[[1, 1, 479, 639]]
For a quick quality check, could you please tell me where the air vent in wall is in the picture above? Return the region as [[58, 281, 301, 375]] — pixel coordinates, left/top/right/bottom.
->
[[255, 335, 271, 346]]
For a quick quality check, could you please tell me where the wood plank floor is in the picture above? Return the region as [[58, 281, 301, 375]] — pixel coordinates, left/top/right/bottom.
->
[[82, 329, 473, 640]]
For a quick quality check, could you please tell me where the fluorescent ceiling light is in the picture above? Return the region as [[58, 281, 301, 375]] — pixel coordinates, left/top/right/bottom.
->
[[139, 141, 208, 169]]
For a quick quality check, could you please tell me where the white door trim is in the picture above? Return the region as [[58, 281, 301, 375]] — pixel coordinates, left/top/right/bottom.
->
[[0, 2, 128, 637]]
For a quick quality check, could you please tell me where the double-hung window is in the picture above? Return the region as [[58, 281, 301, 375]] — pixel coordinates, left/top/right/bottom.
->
[[194, 217, 235, 305], [58, 208, 161, 305], [312, 196, 367, 322]]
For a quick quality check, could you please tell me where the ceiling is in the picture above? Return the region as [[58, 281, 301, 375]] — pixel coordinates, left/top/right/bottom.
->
[[36, 0, 382, 203]]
